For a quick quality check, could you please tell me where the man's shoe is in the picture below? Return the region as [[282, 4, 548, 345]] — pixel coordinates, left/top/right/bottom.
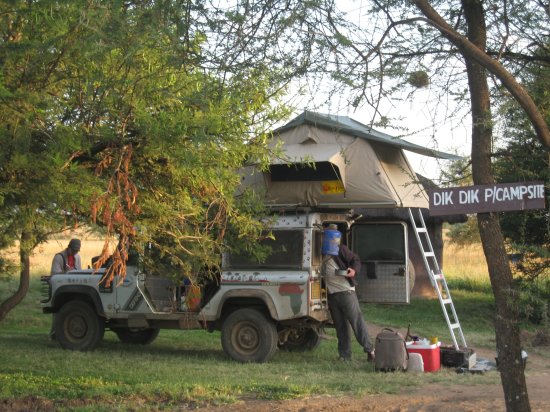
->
[[338, 356, 351, 362]]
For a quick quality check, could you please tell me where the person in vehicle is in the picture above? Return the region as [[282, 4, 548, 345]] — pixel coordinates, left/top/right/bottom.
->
[[50, 238, 82, 275], [322, 224, 375, 362]]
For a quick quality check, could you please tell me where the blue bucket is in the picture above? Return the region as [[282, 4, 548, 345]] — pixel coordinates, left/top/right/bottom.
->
[[322, 229, 341, 256]]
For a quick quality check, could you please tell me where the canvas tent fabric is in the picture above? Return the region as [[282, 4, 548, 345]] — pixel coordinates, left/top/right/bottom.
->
[[241, 111, 459, 209], [276, 111, 462, 160]]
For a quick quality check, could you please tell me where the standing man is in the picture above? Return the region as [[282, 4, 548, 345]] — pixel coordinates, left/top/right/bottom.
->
[[322, 224, 375, 362], [50, 238, 82, 275], [49, 238, 82, 340]]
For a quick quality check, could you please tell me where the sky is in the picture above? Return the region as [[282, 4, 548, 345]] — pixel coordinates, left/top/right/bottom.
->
[[283, 1, 474, 183]]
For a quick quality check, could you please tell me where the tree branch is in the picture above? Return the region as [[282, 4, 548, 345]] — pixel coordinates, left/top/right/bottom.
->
[[413, 0, 550, 149]]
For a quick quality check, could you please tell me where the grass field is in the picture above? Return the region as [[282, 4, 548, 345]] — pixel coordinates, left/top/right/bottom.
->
[[443, 241, 492, 292], [0, 237, 544, 410]]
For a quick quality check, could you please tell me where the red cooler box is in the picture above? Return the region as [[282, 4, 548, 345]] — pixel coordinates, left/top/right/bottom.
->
[[406, 341, 441, 372]]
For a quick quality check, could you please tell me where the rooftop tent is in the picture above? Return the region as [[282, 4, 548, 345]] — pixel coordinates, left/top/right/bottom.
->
[[241, 111, 460, 209]]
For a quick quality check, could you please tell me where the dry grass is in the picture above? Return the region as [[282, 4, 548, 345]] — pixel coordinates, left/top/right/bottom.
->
[[31, 238, 108, 275], [443, 241, 489, 279], [3, 230, 114, 277], [11, 231, 492, 282]]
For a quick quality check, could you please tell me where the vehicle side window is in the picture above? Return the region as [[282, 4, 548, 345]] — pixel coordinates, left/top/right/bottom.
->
[[226, 230, 304, 269]]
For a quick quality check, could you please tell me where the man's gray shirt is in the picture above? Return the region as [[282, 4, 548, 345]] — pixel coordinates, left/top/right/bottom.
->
[[50, 250, 82, 275]]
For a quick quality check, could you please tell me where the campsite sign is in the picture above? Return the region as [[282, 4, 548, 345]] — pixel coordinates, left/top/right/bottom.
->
[[428, 181, 546, 216]]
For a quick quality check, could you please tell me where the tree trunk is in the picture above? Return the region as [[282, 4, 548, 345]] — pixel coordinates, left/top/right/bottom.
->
[[0, 231, 31, 322], [462, 1, 531, 411]]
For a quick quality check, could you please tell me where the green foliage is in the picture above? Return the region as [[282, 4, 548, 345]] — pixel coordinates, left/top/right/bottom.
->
[[0, 255, 17, 282], [492, 47, 550, 281], [445, 219, 481, 247], [439, 157, 473, 187], [0, 1, 291, 290], [515, 276, 550, 326]]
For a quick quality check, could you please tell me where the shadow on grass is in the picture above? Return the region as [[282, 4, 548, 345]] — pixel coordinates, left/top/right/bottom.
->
[[100, 338, 227, 360], [0, 331, 228, 362]]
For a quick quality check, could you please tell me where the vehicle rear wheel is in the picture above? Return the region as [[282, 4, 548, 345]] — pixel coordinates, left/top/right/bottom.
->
[[114, 327, 160, 345], [54, 300, 105, 351], [221, 308, 278, 363], [279, 327, 321, 352]]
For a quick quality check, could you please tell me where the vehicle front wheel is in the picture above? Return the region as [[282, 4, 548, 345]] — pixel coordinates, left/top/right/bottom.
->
[[221, 308, 278, 363], [279, 327, 321, 352], [114, 327, 160, 345], [54, 300, 105, 351]]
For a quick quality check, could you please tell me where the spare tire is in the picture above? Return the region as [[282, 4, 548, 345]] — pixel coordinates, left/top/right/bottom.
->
[[279, 328, 321, 352]]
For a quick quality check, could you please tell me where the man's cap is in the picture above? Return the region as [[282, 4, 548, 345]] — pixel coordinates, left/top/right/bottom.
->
[[68, 239, 81, 250]]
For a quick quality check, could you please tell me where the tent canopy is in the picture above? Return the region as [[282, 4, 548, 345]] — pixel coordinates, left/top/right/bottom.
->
[[241, 111, 459, 209], [275, 111, 461, 160]]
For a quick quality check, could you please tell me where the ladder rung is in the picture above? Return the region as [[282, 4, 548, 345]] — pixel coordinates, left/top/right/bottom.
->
[[450, 323, 461, 329], [416, 228, 427, 233], [424, 252, 435, 257], [442, 298, 452, 305], [432, 273, 444, 280]]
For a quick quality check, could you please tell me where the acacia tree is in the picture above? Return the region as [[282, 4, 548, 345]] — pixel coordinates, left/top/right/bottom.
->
[[302, 1, 548, 410], [196, 0, 547, 409], [177, 8, 549, 410], [0, 0, 290, 319], [494, 56, 550, 274]]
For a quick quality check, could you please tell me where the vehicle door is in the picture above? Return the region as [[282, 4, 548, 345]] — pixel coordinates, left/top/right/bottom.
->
[[350, 221, 411, 304]]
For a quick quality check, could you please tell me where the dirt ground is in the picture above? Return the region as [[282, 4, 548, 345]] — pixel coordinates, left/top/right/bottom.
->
[[199, 348, 550, 412], [197, 330, 550, 412]]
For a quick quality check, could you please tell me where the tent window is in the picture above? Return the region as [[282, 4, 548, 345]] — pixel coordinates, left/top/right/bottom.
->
[[270, 161, 341, 182]]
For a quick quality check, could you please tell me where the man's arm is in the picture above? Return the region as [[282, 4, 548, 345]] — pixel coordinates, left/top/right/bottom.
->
[[74, 254, 82, 270], [50, 253, 64, 275], [340, 245, 361, 274]]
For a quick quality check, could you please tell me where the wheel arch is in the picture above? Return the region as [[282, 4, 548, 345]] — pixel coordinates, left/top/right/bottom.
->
[[51, 286, 105, 317], [217, 289, 279, 322]]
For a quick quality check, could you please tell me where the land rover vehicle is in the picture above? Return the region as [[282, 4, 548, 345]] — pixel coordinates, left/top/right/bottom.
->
[[42, 212, 412, 362]]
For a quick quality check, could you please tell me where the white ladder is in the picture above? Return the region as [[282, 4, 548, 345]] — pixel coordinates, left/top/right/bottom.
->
[[408, 208, 467, 350]]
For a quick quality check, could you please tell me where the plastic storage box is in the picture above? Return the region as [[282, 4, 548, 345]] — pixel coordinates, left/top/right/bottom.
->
[[406, 341, 441, 372], [440, 346, 476, 369]]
